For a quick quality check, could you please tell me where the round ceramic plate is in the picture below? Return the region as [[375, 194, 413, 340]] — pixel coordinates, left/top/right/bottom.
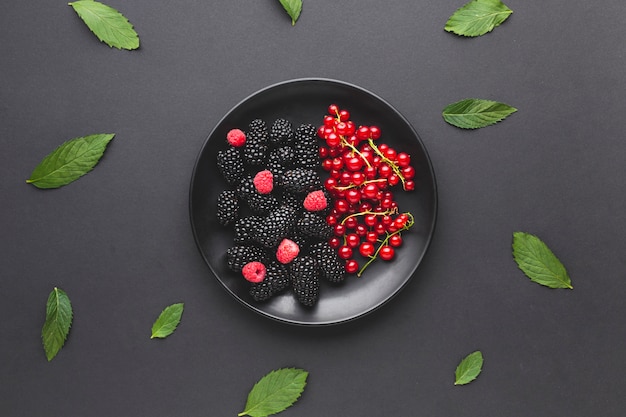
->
[[189, 78, 437, 325]]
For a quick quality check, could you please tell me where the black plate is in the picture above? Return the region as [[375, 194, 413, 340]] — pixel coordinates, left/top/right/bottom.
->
[[189, 78, 437, 325]]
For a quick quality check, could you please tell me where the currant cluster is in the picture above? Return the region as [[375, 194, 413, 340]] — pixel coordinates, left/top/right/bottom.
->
[[317, 104, 417, 277]]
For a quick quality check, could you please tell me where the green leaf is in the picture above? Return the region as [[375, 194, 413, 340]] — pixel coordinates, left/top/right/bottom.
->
[[442, 98, 516, 129], [42, 287, 73, 361], [68, 0, 139, 50], [445, 0, 512, 37], [512, 232, 573, 289], [151, 303, 184, 339], [239, 368, 308, 417], [454, 350, 483, 385], [26, 133, 114, 189], [278, 0, 302, 26]]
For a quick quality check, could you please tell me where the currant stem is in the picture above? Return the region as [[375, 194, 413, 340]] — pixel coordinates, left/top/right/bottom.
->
[[356, 212, 414, 277], [367, 138, 407, 189]]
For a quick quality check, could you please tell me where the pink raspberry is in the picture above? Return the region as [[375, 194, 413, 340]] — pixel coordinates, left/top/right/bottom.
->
[[241, 261, 266, 283], [253, 170, 274, 194], [276, 239, 300, 264], [226, 129, 246, 147], [303, 190, 328, 211]]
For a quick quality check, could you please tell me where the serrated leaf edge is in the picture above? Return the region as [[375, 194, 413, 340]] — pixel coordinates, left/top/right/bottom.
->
[[442, 98, 517, 129], [239, 367, 308, 417], [150, 302, 184, 339], [41, 287, 73, 362], [454, 350, 483, 385], [512, 232, 573, 289], [68, 0, 139, 50]]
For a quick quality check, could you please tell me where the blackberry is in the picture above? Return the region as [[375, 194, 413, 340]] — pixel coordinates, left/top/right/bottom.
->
[[281, 191, 304, 213], [246, 192, 280, 215], [269, 146, 295, 165], [216, 190, 239, 226], [253, 205, 298, 248], [282, 168, 322, 194], [308, 241, 346, 283], [216, 147, 244, 184], [269, 118, 294, 145], [233, 216, 262, 243], [293, 123, 319, 169], [266, 159, 286, 185], [243, 119, 268, 166], [236, 175, 255, 200], [284, 228, 310, 252], [296, 212, 333, 240], [226, 245, 269, 272], [249, 261, 291, 301], [290, 256, 320, 307]]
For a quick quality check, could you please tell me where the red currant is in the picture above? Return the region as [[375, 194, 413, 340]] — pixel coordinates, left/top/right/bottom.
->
[[338, 245, 353, 260], [379, 246, 395, 261], [359, 242, 375, 257], [389, 234, 403, 247], [345, 259, 359, 274]]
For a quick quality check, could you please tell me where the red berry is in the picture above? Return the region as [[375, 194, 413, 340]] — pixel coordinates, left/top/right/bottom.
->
[[359, 242, 375, 257], [253, 170, 273, 194], [241, 261, 266, 283], [303, 190, 328, 212], [369, 125, 381, 139], [346, 233, 360, 248], [276, 239, 300, 264], [404, 180, 415, 191], [379, 246, 395, 261], [345, 259, 359, 274], [356, 126, 370, 140], [338, 109, 350, 121], [328, 104, 339, 115], [226, 129, 246, 147], [338, 245, 353, 260], [329, 237, 341, 248], [389, 234, 403, 247], [402, 165, 415, 179], [396, 152, 411, 167]]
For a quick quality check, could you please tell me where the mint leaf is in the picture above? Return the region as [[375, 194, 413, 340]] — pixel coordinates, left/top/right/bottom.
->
[[442, 98, 516, 129], [512, 232, 573, 289], [454, 351, 483, 385], [445, 0, 512, 37], [278, 0, 302, 25], [238, 368, 308, 417], [68, 0, 139, 50], [42, 287, 73, 361], [151, 303, 184, 339], [27, 133, 114, 189]]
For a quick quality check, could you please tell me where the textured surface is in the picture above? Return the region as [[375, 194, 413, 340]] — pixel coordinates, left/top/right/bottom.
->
[[2, 0, 626, 416]]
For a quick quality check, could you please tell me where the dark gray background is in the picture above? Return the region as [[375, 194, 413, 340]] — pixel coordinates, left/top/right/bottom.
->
[[2, 0, 626, 416]]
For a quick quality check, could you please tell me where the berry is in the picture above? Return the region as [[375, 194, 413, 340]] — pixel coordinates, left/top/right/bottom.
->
[[303, 190, 328, 212], [246, 192, 280, 215], [293, 123, 319, 169], [226, 246, 269, 272], [242, 261, 266, 283], [345, 259, 359, 274], [253, 205, 298, 248], [290, 256, 320, 307], [269, 118, 294, 145], [297, 212, 334, 240], [379, 246, 395, 261], [216, 147, 244, 184], [216, 190, 239, 226], [282, 168, 322, 194], [233, 216, 261, 244], [276, 238, 300, 264], [243, 119, 269, 165], [253, 170, 273, 194], [308, 241, 346, 283], [226, 129, 246, 147], [249, 261, 291, 301]]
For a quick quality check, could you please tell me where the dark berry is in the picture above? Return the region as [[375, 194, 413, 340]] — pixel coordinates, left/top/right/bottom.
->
[[233, 216, 262, 244], [290, 256, 320, 307], [270, 118, 294, 145], [296, 212, 333, 240], [249, 261, 291, 301], [308, 241, 346, 283], [216, 147, 244, 184], [216, 190, 239, 226], [253, 205, 298, 248], [226, 246, 269, 272], [282, 168, 322, 194]]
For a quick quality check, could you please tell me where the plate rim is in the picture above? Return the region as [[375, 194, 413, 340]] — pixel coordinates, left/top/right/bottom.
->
[[189, 77, 438, 326]]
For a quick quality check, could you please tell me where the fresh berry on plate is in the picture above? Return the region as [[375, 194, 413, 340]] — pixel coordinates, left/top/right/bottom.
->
[[303, 190, 327, 212], [242, 261, 266, 283], [276, 238, 300, 264], [290, 256, 320, 307], [253, 169, 274, 194], [226, 128, 246, 147]]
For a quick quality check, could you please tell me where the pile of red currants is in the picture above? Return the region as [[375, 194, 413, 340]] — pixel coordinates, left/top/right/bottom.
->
[[317, 104, 417, 277]]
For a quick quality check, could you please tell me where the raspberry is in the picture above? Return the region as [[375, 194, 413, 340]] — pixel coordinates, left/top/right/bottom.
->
[[253, 170, 273, 194], [242, 261, 266, 283], [276, 238, 300, 264], [226, 129, 246, 147], [303, 190, 327, 212]]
